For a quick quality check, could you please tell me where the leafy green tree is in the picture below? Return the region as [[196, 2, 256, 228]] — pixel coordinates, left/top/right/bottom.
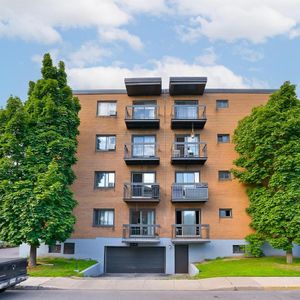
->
[[233, 82, 300, 263], [0, 54, 80, 266]]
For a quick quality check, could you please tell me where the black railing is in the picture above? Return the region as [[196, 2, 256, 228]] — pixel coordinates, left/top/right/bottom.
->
[[172, 142, 207, 159], [124, 183, 160, 200], [172, 105, 206, 120], [171, 183, 208, 201], [124, 143, 158, 158], [172, 224, 210, 239], [125, 105, 159, 120], [123, 224, 160, 239]]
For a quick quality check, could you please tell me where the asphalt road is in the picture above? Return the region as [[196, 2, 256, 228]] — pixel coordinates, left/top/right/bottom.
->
[[2, 290, 300, 300]]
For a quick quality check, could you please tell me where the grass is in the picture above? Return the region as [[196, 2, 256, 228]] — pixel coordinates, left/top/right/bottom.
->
[[195, 256, 300, 279], [28, 257, 97, 277]]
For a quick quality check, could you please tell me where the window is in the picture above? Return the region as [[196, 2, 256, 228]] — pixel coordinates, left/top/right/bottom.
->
[[48, 244, 61, 253], [93, 209, 114, 226], [96, 135, 116, 151], [63, 243, 75, 254], [132, 100, 157, 120], [233, 245, 246, 254], [217, 134, 230, 143], [174, 100, 198, 119], [219, 209, 232, 218], [216, 99, 229, 109], [132, 136, 156, 157], [95, 171, 115, 188], [218, 170, 232, 181], [174, 135, 199, 158], [97, 101, 117, 116], [176, 172, 200, 183]]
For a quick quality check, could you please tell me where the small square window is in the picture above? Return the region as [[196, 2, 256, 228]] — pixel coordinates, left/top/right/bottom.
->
[[218, 171, 232, 181], [233, 245, 245, 254], [216, 99, 229, 109], [95, 171, 115, 188], [219, 209, 232, 218], [97, 101, 117, 116], [96, 135, 116, 151], [63, 243, 75, 254], [217, 134, 230, 143], [48, 244, 61, 253], [93, 209, 114, 226]]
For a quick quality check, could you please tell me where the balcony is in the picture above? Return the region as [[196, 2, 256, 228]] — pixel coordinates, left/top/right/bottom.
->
[[124, 143, 159, 165], [123, 183, 160, 203], [125, 105, 160, 129], [171, 105, 206, 129], [171, 183, 208, 202], [171, 142, 207, 165], [122, 224, 160, 244], [171, 224, 210, 244]]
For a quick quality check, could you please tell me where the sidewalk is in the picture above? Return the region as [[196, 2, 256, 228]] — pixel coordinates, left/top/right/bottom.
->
[[17, 276, 300, 291]]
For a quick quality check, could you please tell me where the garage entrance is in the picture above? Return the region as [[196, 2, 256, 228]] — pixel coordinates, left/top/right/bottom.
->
[[105, 246, 165, 273]]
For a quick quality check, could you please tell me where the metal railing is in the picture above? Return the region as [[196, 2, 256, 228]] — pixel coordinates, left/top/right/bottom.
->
[[123, 183, 160, 200], [172, 224, 210, 239], [125, 105, 159, 120], [172, 105, 206, 120], [172, 142, 207, 159], [171, 183, 208, 201], [124, 143, 158, 158], [123, 224, 160, 239]]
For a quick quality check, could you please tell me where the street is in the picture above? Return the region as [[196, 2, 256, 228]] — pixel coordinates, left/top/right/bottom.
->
[[2, 290, 300, 300]]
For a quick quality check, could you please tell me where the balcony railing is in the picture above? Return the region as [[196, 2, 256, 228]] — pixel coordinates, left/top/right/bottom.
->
[[123, 183, 160, 202], [171, 183, 208, 202], [172, 224, 210, 239], [124, 143, 159, 165], [171, 105, 206, 129], [125, 105, 160, 129], [122, 224, 160, 240], [171, 142, 207, 165]]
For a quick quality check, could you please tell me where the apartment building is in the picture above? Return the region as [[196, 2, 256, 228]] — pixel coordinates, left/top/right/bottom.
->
[[20, 77, 279, 274]]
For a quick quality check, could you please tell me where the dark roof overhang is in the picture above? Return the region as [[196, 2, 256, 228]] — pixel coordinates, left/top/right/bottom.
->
[[125, 77, 162, 96], [169, 77, 207, 96]]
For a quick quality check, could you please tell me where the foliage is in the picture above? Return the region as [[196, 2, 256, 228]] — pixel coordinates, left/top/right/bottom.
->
[[0, 54, 80, 256], [28, 257, 97, 277], [232, 82, 300, 259], [245, 234, 264, 257], [195, 257, 300, 278]]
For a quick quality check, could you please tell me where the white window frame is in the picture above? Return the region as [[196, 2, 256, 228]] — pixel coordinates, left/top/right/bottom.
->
[[97, 101, 117, 116], [96, 135, 116, 151], [95, 171, 115, 188]]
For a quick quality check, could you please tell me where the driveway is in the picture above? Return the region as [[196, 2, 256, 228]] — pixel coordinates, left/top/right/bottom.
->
[[0, 247, 19, 258]]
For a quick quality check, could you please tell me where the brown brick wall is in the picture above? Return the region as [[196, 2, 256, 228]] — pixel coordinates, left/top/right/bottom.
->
[[71, 92, 269, 240]]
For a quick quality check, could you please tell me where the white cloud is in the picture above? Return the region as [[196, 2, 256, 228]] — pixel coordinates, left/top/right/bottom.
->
[[67, 56, 256, 90], [195, 47, 218, 65], [67, 42, 107, 67], [174, 0, 300, 43], [98, 28, 143, 50], [234, 44, 264, 62]]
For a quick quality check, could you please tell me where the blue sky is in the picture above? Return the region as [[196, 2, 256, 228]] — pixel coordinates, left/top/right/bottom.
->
[[1, 0, 300, 106]]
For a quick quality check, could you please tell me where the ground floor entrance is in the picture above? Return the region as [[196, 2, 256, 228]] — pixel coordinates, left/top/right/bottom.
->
[[175, 245, 189, 273], [105, 246, 165, 273]]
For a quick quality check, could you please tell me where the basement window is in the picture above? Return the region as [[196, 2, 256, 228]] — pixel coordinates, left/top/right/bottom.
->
[[48, 244, 61, 253], [233, 245, 246, 254], [63, 243, 75, 255]]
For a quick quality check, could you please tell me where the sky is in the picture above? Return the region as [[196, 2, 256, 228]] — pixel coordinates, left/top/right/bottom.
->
[[1, 0, 300, 106]]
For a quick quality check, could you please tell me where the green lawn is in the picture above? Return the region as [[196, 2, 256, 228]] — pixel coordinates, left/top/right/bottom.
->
[[195, 257, 300, 278], [28, 257, 97, 277]]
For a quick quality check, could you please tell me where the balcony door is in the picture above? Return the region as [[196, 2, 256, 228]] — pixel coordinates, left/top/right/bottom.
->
[[174, 100, 198, 119], [132, 100, 156, 120], [173, 172, 200, 200], [130, 209, 155, 236], [176, 210, 200, 236], [131, 172, 155, 198], [175, 135, 199, 157], [132, 135, 156, 157]]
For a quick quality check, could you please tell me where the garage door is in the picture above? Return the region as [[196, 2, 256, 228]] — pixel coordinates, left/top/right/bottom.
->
[[105, 246, 165, 273]]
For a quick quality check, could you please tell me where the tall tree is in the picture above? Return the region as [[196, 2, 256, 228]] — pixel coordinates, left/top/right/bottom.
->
[[233, 82, 300, 263], [0, 54, 80, 266]]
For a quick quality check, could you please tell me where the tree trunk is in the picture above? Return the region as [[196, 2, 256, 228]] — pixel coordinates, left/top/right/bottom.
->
[[29, 245, 37, 267], [286, 249, 293, 264]]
